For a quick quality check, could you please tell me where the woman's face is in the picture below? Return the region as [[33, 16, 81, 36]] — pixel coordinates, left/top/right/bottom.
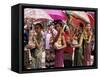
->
[[47, 26, 51, 31], [79, 26, 83, 33], [55, 24, 62, 32], [87, 26, 91, 32], [35, 26, 41, 33]]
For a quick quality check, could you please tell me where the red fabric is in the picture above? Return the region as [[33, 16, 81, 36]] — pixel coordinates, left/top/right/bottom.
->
[[63, 32, 73, 55], [64, 47, 73, 55], [71, 16, 81, 26], [63, 31, 69, 42]]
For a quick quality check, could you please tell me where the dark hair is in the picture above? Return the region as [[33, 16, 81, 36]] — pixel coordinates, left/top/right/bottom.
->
[[80, 23, 84, 29], [34, 23, 43, 29], [48, 25, 51, 27], [66, 14, 70, 20], [53, 20, 63, 28], [79, 22, 84, 33]]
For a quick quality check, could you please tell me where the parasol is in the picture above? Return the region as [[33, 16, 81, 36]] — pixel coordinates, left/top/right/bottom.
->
[[87, 12, 95, 27], [24, 8, 53, 21], [45, 9, 67, 21], [66, 11, 90, 24]]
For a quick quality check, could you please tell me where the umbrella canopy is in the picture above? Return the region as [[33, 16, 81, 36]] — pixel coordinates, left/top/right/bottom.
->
[[24, 8, 53, 21], [45, 9, 67, 21], [69, 15, 85, 27], [70, 16, 82, 26], [87, 12, 95, 27], [67, 11, 90, 24], [87, 12, 94, 18]]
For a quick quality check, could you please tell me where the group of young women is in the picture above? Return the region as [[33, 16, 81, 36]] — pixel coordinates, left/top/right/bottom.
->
[[24, 14, 95, 69]]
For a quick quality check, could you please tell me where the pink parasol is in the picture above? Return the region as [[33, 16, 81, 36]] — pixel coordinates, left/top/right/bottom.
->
[[24, 8, 53, 21], [45, 9, 67, 21], [67, 11, 90, 24]]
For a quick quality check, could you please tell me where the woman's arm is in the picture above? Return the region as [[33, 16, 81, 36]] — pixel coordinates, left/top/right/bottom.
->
[[73, 34, 83, 47], [87, 32, 92, 43], [28, 31, 35, 48], [57, 36, 66, 49]]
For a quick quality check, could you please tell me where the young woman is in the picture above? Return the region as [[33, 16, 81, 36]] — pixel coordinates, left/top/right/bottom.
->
[[72, 23, 84, 66], [52, 20, 66, 67], [83, 24, 92, 66], [63, 26, 74, 67], [44, 25, 55, 68], [27, 23, 45, 69]]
